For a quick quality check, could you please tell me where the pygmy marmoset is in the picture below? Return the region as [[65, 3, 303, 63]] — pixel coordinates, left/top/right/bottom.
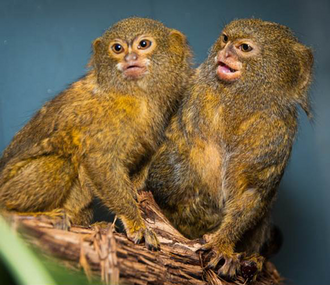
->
[[0, 17, 193, 250], [146, 18, 313, 276]]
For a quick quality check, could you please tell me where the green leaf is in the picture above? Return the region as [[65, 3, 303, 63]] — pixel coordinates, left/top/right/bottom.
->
[[0, 216, 57, 285]]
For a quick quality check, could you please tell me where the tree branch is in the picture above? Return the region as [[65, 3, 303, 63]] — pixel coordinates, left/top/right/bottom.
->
[[5, 191, 282, 285]]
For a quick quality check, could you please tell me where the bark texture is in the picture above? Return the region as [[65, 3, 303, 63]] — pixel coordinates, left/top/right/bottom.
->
[[6, 191, 283, 285]]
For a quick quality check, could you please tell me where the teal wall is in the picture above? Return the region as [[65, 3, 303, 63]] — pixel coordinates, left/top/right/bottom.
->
[[1, 1, 329, 284]]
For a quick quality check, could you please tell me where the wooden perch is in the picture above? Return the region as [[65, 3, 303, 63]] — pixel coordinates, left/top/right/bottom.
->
[[5, 191, 282, 285]]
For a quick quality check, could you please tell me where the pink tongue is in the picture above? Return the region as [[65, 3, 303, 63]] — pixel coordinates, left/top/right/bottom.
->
[[219, 65, 231, 74]]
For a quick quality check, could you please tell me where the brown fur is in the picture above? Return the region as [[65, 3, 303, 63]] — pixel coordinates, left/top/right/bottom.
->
[[0, 17, 193, 250], [146, 18, 313, 276]]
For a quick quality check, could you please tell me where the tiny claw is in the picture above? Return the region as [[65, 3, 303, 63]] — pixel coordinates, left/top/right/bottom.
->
[[199, 243, 243, 279], [144, 228, 160, 251], [131, 231, 144, 245], [50, 209, 71, 231], [127, 226, 160, 251], [216, 253, 242, 278], [207, 252, 224, 269], [146, 239, 160, 251]]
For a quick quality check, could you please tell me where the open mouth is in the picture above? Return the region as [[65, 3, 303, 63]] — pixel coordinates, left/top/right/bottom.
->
[[216, 60, 242, 81], [218, 61, 237, 73]]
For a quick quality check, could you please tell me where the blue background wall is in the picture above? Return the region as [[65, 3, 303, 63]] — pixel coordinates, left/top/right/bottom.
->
[[0, 1, 329, 284]]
